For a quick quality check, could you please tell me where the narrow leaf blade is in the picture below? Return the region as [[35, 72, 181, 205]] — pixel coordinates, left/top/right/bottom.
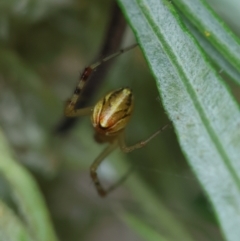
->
[[118, 1, 240, 241]]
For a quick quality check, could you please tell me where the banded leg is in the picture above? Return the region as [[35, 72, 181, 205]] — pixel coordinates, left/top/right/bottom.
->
[[64, 106, 93, 117], [118, 124, 170, 153], [65, 43, 138, 117], [90, 141, 118, 197]]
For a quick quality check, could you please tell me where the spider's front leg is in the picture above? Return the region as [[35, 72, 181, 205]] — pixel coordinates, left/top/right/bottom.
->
[[64, 67, 94, 117], [64, 44, 138, 118], [65, 104, 93, 117]]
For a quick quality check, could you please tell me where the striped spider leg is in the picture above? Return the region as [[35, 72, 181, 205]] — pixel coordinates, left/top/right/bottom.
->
[[65, 44, 169, 197]]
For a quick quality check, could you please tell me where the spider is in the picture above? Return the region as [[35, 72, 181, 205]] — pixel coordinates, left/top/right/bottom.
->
[[64, 43, 169, 197]]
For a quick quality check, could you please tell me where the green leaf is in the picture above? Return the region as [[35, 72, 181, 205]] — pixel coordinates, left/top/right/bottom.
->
[[120, 210, 169, 241], [0, 130, 58, 241], [172, 0, 240, 73], [182, 18, 240, 85], [117, 1, 240, 241], [0, 200, 32, 241]]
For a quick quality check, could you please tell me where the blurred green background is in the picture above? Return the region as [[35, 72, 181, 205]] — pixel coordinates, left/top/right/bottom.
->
[[0, 0, 240, 241]]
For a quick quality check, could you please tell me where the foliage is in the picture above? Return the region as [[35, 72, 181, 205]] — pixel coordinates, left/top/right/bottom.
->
[[0, 0, 240, 241]]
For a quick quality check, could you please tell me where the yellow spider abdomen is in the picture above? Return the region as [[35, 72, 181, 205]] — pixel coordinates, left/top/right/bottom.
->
[[91, 88, 134, 136]]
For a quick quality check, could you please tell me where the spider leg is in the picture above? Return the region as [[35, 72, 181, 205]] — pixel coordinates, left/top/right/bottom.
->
[[90, 141, 118, 197], [65, 43, 138, 117], [105, 124, 170, 195], [64, 106, 93, 117], [64, 66, 94, 117], [118, 124, 170, 153]]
